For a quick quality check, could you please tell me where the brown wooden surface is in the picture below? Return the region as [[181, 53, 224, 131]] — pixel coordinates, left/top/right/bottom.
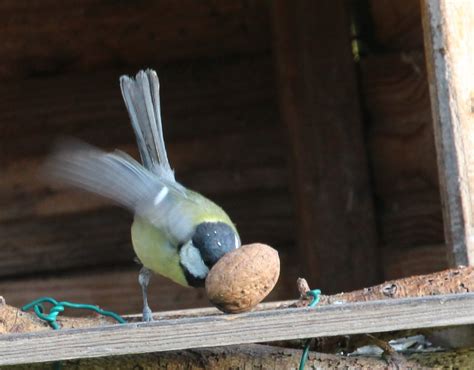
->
[[382, 244, 447, 280], [0, 0, 270, 80], [421, 0, 474, 266], [6, 346, 474, 370], [2, 344, 392, 369], [369, 0, 424, 51], [360, 53, 444, 251], [360, 0, 448, 278], [2, 293, 474, 365], [272, 0, 379, 293]]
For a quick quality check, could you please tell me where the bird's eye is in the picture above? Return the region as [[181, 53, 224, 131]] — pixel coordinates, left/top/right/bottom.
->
[[192, 222, 239, 267]]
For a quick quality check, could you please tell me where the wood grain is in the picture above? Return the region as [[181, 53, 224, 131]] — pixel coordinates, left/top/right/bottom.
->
[[382, 244, 447, 280], [0, 344, 391, 369], [359, 50, 446, 274], [0, 0, 270, 79], [421, 0, 474, 265], [1, 293, 474, 365], [369, 0, 424, 51], [272, 0, 379, 293], [6, 344, 474, 370], [0, 56, 278, 165]]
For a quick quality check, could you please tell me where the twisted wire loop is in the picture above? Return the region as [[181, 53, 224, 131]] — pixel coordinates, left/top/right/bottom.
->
[[299, 289, 322, 370], [22, 297, 126, 330]]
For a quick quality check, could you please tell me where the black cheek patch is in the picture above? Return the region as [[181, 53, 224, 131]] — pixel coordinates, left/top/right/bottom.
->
[[180, 263, 205, 288], [192, 222, 237, 267]]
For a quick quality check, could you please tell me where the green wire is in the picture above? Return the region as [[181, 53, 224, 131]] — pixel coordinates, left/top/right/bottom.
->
[[299, 289, 321, 370], [22, 297, 126, 330]]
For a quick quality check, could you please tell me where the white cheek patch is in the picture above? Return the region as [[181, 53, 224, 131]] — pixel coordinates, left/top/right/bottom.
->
[[179, 241, 209, 279], [234, 233, 241, 248], [154, 186, 169, 205]]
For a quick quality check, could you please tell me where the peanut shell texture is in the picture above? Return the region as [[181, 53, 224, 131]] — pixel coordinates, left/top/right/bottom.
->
[[205, 243, 280, 313]]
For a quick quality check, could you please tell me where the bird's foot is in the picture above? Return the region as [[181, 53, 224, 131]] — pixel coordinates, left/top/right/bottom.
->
[[142, 305, 154, 322]]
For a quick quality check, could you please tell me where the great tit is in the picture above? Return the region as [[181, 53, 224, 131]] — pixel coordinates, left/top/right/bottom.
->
[[45, 70, 241, 321]]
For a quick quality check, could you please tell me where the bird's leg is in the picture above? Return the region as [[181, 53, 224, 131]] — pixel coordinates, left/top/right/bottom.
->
[[138, 266, 153, 322]]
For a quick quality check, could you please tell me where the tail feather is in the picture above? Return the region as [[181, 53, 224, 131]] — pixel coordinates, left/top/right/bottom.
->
[[120, 69, 174, 181]]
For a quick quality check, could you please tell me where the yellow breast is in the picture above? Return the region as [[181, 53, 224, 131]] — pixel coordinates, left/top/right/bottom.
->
[[131, 216, 188, 287]]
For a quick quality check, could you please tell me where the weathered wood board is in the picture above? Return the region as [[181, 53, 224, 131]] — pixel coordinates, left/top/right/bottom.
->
[[1, 293, 474, 365], [0, 0, 271, 80], [272, 0, 379, 292], [421, 0, 474, 266], [361, 53, 443, 251]]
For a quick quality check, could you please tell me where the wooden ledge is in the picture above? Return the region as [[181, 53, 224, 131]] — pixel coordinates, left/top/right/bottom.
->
[[2, 293, 474, 365]]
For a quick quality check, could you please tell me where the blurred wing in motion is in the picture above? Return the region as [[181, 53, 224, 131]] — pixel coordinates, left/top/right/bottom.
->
[[43, 140, 195, 243]]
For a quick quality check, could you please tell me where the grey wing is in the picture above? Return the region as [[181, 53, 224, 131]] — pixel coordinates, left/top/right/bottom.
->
[[120, 69, 175, 181], [43, 140, 195, 243]]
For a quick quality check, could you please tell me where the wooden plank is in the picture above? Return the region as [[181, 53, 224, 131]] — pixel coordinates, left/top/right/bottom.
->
[[369, 0, 424, 51], [0, 344, 392, 369], [1, 293, 474, 365], [272, 0, 379, 292], [5, 344, 474, 370], [382, 244, 447, 280], [380, 191, 444, 248], [360, 53, 443, 249], [360, 51, 446, 277], [0, 56, 278, 165], [421, 0, 474, 266], [0, 0, 270, 80]]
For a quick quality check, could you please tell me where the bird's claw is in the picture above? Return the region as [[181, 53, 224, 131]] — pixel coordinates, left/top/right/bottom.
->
[[142, 306, 154, 322]]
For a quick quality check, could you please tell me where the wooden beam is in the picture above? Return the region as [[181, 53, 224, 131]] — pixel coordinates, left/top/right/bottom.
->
[[369, 0, 424, 51], [382, 244, 447, 280], [0, 56, 278, 165], [0, 344, 403, 369], [1, 293, 474, 365], [272, 0, 379, 292], [0, 0, 271, 80], [360, 53, 444, 256], [421, 0, 474, 266]]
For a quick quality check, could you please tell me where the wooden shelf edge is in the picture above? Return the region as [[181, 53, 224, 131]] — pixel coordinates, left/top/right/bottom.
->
[[1, 293, 474, 365]]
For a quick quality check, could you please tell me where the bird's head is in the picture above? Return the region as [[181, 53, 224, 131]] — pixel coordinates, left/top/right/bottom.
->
[[179, 222, 241, 287]]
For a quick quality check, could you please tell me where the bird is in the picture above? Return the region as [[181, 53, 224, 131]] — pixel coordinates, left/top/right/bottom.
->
[[44, 69, 241, 321]]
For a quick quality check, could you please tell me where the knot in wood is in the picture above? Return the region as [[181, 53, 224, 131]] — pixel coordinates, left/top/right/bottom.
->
[[382, 284, 397, 297]]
